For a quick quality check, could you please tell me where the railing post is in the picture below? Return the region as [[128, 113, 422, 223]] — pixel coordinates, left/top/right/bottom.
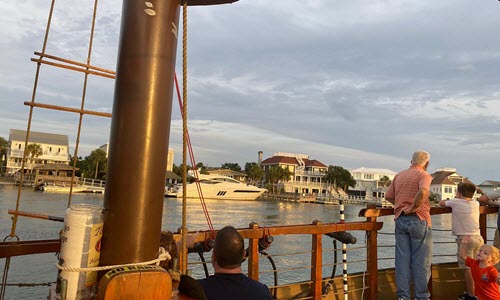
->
[[480, 212, 487, 244], [311, 220, 323, 299], [248, 222, 260, 280], [366, 215, 378, 300]]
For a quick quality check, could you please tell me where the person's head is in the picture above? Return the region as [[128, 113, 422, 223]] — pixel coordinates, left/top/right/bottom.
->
[[178, 274, 208, 300], [159, 231, 177, 271], [213, 226, 245, 269], [411, 150, 430, 170], [477, 244, 500, 266], [456, 182, 477, 199]]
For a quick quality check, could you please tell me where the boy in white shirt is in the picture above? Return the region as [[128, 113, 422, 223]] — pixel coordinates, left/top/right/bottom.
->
[[440, 182, 482, 300]]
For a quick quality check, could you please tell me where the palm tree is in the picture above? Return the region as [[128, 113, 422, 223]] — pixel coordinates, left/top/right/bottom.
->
[[26, 143, 43, 160], [379, 175, 391, 187], [0, 137, 8, 170]]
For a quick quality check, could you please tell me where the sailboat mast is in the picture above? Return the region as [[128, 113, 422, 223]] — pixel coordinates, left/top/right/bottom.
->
[[100, 0, 180, 266]]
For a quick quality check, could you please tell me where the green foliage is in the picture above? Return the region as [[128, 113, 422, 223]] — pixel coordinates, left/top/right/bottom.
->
[[172, 163, 192, 179], [78, 149, 107, 179], [0, 137, 7, 170], [323, 165, 356, 192], [26, 143, 43, 158], [221, 162, 241, 172], [265, 166, 293, 193], [195, 162, 209, 175], [245, 162, 264, 184], [379, 175, 391, 187], [429, 192, 440, 203]]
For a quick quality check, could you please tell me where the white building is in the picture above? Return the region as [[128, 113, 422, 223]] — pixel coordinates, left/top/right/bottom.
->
[[477, 180, 500, 194], [260, 152, 342, 195], [349, 167, 397, 199], [430, 168, 475, 200], [6, 129, 70, 174]]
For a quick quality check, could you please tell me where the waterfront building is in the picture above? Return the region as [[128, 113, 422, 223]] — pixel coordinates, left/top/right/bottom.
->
[[477, 180, 500, 195], [5, 129, 70, 175], [260, 152, 341, 196], [430, 168, 475, 200], [349, 167, 397, 199]]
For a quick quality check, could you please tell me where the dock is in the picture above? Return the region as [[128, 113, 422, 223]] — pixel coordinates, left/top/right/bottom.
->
[[260, 192, 393, 207]]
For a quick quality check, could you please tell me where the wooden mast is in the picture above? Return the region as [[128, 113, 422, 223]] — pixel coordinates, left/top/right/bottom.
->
[[100, 0, 239, 270]]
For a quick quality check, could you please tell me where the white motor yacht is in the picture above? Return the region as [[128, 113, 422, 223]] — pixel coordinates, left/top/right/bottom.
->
[[165, 174, 266, 201]]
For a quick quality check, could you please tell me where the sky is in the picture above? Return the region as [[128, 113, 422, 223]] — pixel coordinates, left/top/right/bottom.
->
[[0, 0, 499, 184]]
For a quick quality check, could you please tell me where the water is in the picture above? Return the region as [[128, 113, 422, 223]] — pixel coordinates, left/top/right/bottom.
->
[[0, 184, 497, 299]]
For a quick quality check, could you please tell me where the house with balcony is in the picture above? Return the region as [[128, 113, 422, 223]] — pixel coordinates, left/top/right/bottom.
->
[[260, 152, 341, 196], [349, 167, 397, 199], [5, 129, 70, 175], [477, 180, 500, 195], [430, 168, 475, 200]]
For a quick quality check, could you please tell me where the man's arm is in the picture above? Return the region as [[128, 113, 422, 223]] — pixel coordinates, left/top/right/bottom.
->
[[478, 194, 500, 207], [385, 195, 395, 204], [405, 187, 429, 214], [439, 199, 448, 207]]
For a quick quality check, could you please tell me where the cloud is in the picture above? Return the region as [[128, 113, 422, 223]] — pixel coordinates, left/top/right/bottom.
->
[[1, 0, 500, 185]]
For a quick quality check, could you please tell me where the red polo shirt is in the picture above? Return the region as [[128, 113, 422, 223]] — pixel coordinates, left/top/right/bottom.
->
[[385, 165, 432, 226]]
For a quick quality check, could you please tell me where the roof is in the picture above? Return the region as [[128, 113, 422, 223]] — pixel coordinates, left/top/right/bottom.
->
[[431, 170, 474, 185], [304, 159, 327, 168], [9, 129, 69, 146], [33, 163, 76, 171], [478, 180, 500, 188], [166, 171, 181, 180], [350, 167, 397, 175], [261, 156, 327, 168]]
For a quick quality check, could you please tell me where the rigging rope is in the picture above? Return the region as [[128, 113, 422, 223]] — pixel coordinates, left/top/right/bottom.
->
[[180, 0, 189, 275], [174, 74, 215, 235], [178, 1, 216, 274], [1, 2, 56, 300], [67, 0, 100, 208]]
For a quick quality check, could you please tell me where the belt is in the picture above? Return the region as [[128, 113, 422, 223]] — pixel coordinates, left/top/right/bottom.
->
[[401, 211, 417, 216]]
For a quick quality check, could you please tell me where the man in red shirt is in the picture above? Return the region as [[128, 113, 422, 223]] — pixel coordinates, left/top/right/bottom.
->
[[385, 150, 432, 300]]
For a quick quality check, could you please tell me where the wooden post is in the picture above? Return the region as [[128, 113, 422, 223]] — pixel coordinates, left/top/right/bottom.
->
[[248, 222, 260, 280], [366, 216, 378, 300], [311, 220, 323, 299], [480, 213, 487, 243]]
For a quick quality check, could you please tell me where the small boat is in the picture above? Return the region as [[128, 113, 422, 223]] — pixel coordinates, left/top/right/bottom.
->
[[166, 174, 267, 201], [39, 184, 87, 193]]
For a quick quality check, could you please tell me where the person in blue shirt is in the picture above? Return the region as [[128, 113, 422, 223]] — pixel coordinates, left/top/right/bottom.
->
[[198, 226, 272, 300]]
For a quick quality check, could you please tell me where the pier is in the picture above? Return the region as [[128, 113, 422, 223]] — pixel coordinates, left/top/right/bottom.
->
[[14, 174, 106, 193], [260, 192, 393, 207]]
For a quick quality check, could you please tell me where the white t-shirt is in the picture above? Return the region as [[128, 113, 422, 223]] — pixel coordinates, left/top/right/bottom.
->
[[445, 198, 481, 236]]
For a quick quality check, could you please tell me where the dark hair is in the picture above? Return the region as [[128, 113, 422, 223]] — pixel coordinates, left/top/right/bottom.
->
[[457, 182, 476, 198], [214, 226, 244, 269], [178, 275, 208, 300]]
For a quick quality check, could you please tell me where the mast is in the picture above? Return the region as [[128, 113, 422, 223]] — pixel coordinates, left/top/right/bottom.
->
[[100, 0, 238, 268], [100, 0, 180, 265]]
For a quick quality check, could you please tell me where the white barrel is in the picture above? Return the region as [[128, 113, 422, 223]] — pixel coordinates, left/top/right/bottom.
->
[[58, 204, 103, 300]]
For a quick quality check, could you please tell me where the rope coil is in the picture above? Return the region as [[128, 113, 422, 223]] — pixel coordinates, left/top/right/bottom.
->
[[56, 248, 171, 272]]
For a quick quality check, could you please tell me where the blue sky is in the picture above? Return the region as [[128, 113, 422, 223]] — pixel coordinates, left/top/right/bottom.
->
[[1, 0, 499, 183]]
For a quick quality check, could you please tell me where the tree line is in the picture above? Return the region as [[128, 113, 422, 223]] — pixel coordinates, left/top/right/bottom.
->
[[0, 136, 359, 193]]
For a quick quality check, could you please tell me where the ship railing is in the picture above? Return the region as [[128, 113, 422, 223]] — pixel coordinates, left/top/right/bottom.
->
[[1, 206, 499, 299], [182, 205, 498, 299]]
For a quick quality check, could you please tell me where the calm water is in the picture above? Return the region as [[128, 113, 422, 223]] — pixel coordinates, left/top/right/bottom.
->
[[0, 184, 497, 299]]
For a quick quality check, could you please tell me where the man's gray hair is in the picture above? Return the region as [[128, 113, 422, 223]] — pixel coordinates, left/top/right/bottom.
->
[[411, 150, 430, 166]]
